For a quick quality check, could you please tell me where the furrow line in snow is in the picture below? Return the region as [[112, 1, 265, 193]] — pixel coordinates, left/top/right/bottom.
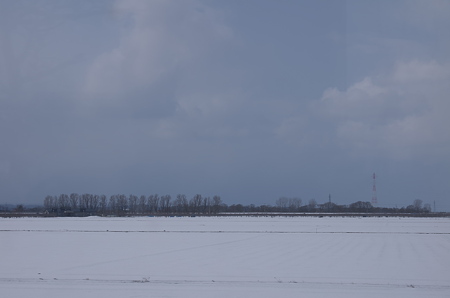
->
[[0, 277, 449, 290], [0, 229, 449, 234]]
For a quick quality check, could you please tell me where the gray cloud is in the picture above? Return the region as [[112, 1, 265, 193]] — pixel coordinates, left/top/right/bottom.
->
[[83, 0, 232, 114], [1, 0, 449, 210], [312, 60, 450, 160]]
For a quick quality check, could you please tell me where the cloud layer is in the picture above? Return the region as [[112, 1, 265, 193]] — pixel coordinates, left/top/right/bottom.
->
[[1, 0, 449, 209], [314, 60, 450, 160]]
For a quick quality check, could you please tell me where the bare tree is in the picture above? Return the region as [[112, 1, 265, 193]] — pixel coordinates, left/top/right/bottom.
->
[[117, 194, 128, 214], [148, 194, 159, 213], [99, 195, 107, 214], [413, 199, 423, 212], [288, 198, 302, 212], [90, 195, 99, 212], [202, 196, 211, 214], [275, 197, 289, 211], [138, 195, 147, 214], [160, 195, 171, 213], [128, 195, 138, 214], [174, 194, 189, 213], [190, 194, 203, 214], [44, 195, 54, 211], [349, 201, 372, 212], [308, 198, 317, 212], [58, 194, 69, 212], [69, 193, 79, 211], [212, 195, 222, 214], [80, 194, 91, 212], [174, 194, 184, 213], [109, 195, 118, 214]]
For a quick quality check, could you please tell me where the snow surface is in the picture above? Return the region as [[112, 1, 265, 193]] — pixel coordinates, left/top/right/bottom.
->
[[1, 216, 449, 298]]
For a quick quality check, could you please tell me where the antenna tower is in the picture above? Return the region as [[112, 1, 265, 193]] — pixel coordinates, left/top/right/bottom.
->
[[371, 172, 377, 205]]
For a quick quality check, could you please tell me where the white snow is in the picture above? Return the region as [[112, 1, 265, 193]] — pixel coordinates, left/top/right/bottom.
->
[[1, 216, 449, 297]]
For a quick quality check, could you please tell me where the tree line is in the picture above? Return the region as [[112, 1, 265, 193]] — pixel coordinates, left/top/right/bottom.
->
[[38, 193, 433, 216], [272, 197, 432, 214], [43, 193, 224, 216]]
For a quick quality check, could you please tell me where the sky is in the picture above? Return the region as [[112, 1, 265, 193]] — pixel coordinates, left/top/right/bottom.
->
[[1, 0, 450, 210]]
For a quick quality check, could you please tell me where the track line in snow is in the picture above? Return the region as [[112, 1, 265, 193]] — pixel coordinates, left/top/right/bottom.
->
[[1, 277, 449, 291], [0, 229, 448, 235], [56, 234, 262, 272]]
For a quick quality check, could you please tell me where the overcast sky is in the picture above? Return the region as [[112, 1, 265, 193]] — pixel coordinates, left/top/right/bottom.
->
[[1, 0, 449, 210]]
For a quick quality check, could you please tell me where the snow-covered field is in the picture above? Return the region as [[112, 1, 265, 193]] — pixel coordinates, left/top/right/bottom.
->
[[1, 216, 449, 298]]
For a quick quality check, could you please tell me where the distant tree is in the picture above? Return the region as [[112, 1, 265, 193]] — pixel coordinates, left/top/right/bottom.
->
[[189, 194, 202, 214], [58, 194, 69, 212], [160, 195, 171, 213], [288, 198, 302, 212], [308, 198, 317, 212], [117, 194, 128, 214], [128, 195, 138, 214], [174, 194, 187, 213], [320, 202, 338, 212], [423, 203, 431, 213], [47, 195, 58, 212], [109, 195, 117, 214], [212, 195, 222, 214], [90, 195, 99, 212], [229, 204, 244, 212], [349, 201, 373, 212], [69, 193, 79, 211], [406, 204, 415, 212], [138, 195, 147, 214], [148, 194, 159, 213], [181, 194, 190, 213], [44, 195, 53, 211], [99, 195, 107, 214], [15, 204, 25, 212], [275, 197, 289, 211], [202, 196, 211, 214], [413, 199, 423, 212], [80, 194, 91, 212]]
